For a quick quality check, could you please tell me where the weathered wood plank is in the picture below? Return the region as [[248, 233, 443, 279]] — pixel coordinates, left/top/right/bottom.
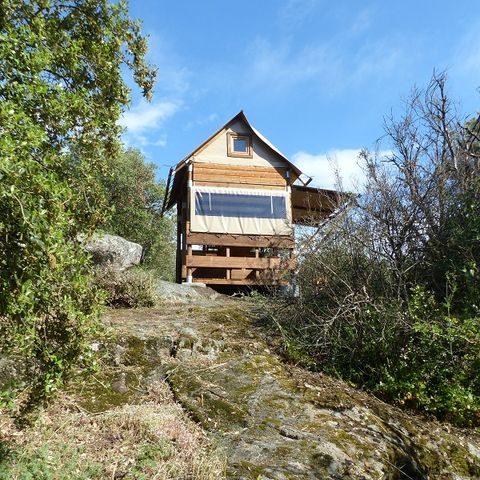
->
[[231, 269, 254, 280], [186, 232, 294, 248], [194, 163, 287, 174], [192, 278, 289, 286], [194, 168, 286, 181], [194, 181, 285, 190], [186, 255, 294, 270], [193, 165, 286, 180]]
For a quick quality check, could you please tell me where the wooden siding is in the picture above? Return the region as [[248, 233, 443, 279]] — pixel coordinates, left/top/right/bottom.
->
[[186, 254, 294, 270], [186, 232, 294, 248], [193, 163, 288, 188]]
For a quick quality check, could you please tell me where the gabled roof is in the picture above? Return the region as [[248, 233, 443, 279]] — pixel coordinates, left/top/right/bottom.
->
[[174, 111, 307, 178], [162, 111, 311, 212]]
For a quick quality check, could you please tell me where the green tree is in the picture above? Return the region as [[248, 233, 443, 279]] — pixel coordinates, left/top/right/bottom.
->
[[102, 148, 175, 280], [0, 0, 156, 418]]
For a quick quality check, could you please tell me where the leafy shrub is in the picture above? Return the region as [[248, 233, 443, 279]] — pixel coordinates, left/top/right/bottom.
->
[[94, 267, 157, 308], [0, 0, 155, 419], [384, 286, 480, 425], [262, 283, 480, 426], [0, 132, 105, 418], [266, 75, 480, 426]]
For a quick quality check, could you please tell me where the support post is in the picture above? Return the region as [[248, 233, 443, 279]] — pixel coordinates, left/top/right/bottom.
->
[[185, 163, 193, 284], [226, 247, 231, 280], [175, 201, 182, 284], [186, 244, 193, 283]]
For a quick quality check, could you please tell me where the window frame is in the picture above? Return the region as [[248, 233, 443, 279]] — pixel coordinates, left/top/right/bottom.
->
[[194, 191, 288, 219], [227, 132, 253, 158]]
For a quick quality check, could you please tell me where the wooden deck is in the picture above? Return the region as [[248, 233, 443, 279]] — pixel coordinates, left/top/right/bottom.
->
[[173, 161, 295, 287]]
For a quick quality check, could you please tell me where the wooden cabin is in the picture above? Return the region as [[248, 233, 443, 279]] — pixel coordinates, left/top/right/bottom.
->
[[162, 111, 342, 287]]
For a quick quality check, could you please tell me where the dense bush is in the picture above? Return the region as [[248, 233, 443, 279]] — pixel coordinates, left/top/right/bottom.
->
[[94, 267, 157, 308], [102, 148, 176, 281], [266, 74, 480, 426], [0, 0, 155, 418]]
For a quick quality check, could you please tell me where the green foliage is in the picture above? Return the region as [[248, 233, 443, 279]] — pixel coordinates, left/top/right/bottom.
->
[[427, 181, 480, 316], [271, 75, 480, 426], [0, 444, 102, 480], [267, 284, 480, 426], [94, 267, 157, 308], [102, 148, 175, 281], [387, 286, 480, 426], [0, 1, 156, 418]]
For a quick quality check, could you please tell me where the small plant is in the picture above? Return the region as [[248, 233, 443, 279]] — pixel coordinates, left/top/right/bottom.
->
[[94, 267, 158, 308]]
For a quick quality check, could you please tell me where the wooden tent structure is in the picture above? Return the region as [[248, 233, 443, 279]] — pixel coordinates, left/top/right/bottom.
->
[[162, 111, 344, 286]]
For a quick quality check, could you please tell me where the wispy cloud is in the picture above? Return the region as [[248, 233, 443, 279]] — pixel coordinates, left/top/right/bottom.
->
[[185, 112, 218, 130], [245, 7, 405, 95], [349, 7, 374, 35], [293, 148, 392, 190], [145, 31, 191, 96], [292, 149, 364, 190], [246, 35, 403, 94], [247, 38, 335, 91], [117, 28, 192, 152], [277, 0, 320, 30], [121, 100, 179, 133], [452, 20, 480, 78], [120, 99, 180, 148]]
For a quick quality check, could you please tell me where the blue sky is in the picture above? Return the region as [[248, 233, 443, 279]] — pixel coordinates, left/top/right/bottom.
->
[[120, 0, 480, 189]]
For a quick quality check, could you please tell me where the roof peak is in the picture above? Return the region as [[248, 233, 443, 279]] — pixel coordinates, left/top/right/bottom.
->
[[174, 111, 309, 183]]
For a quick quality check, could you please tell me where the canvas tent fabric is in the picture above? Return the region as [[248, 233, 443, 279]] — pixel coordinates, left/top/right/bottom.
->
[[190, 186, 292, 236]]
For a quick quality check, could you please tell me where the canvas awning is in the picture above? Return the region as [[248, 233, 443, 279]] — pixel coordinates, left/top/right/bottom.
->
[[291, 185, 349, 225]]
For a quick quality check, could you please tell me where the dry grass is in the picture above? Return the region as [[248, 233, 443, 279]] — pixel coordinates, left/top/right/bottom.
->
[[0, 383, 225, 479]]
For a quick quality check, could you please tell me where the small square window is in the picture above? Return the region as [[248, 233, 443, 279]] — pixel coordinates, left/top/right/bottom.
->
[[233, 137, 249, 153], [227, 133, 252, 158]]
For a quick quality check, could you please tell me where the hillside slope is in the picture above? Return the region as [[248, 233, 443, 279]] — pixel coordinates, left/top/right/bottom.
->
[[104, 287, 480, 479], [2, 285, 479, 479]]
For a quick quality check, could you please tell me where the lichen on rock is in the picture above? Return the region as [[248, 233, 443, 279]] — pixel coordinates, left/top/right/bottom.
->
[[98, 294, 480, 479]]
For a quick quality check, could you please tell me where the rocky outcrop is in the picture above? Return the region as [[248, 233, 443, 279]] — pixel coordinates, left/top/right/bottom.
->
[[82, 233, 142, 270], [155, 280, 220, 305], [102, 296, 480, 480]]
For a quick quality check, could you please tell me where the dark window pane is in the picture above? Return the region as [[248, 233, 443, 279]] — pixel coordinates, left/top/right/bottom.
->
[[195, 192, 287, 219], [233, 137, 248, 152]]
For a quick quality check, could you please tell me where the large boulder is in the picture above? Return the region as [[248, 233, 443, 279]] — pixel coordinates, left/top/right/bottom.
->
[[83, 233, 143, 270]]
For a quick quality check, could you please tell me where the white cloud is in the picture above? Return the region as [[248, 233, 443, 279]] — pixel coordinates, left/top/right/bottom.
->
[[120, 100, 179, 134], [119, 99, 180, 148], [293, 148, 392, 191], [292, 148, 365, 191]]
